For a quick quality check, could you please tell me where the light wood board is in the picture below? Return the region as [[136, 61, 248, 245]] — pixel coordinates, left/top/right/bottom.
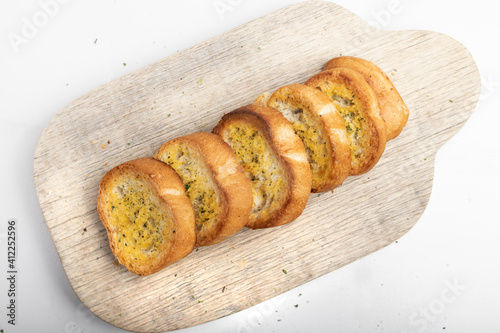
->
[[33, 1, 480, 332]]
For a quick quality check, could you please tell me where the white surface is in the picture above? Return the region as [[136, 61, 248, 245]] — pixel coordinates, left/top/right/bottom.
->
[[1, 0, 499, 332]]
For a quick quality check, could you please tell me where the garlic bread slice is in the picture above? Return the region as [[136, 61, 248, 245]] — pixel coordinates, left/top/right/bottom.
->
[[306, 68, 387, 175], [262, 83, 351, 192], [213, 104, 312, 229], [324, 56, 409, 140], [155, 132, 252, 246], [97, 157, 196, 276]]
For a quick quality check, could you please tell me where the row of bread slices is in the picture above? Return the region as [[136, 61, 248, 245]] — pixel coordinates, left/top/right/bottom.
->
[[97, 56, 409, 276]]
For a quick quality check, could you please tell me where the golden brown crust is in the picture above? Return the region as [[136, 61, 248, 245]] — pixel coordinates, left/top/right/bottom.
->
[[254, 92, 272, 106], [213, 104, 312, 229], [97, 157, 196, 276], [305, 68, 387, 175], [324, 56, 409, 140], [155, 132, 252, 246], [265, 83, 351, 192]]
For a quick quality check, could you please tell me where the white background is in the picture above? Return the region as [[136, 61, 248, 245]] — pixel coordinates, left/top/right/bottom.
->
[[1, 0, 499, 332]]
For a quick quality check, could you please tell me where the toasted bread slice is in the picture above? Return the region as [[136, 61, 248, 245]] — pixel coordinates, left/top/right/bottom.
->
[[306, 68, 387, 175], [154, 132, 252, 246], [213, 104, 312, 229], [260, 83, 351, 192], [97, 158, 196, 276], [323, 56, 409, 140]]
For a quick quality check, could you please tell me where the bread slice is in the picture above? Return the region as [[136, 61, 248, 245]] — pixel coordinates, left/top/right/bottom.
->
[[97, 158, 196, 276], [154, 132, 252, 246], [213, 104, 312, 229], [258, 83, 351, 192], [323, 56, 409, 140], [306, 68, 387, 175]]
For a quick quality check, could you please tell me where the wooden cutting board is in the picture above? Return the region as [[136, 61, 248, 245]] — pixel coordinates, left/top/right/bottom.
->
[[33, 1, 480, 332]]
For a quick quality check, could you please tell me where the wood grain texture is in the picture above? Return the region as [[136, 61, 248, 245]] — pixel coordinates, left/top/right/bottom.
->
[[33, 1, 480, 332]]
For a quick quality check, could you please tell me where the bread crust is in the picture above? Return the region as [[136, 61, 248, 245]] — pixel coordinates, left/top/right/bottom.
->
[[155, 132, 252, 246], [97, 157, 196, 276], [306, 68, 387, 175], [254, 91, 272, 106], [265, 83, 351, 192], [324, 56, 409, 140], [213, 104, 312, 229]]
